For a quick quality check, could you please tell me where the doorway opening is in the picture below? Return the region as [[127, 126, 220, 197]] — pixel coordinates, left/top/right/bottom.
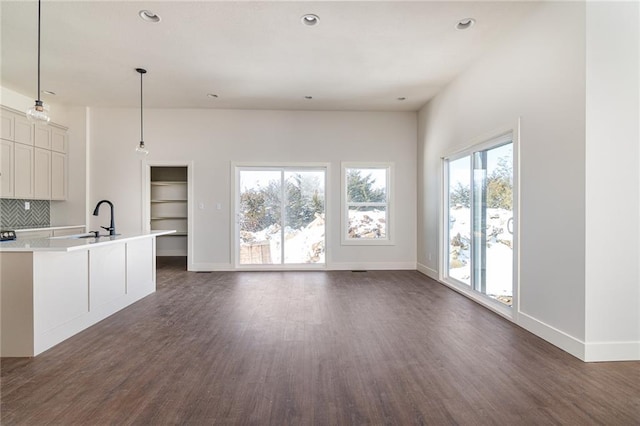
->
[[145, 164, 192, 270]]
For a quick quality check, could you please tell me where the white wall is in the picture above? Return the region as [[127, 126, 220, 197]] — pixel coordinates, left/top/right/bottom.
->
[[584, 1, 640, 361], [418, 3, 588, 354], [49, 106, 88, 227], [89, 108, 417, 270]]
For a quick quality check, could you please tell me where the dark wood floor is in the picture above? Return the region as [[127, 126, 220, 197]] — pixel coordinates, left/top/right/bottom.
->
[[1, 257, 639, 425]]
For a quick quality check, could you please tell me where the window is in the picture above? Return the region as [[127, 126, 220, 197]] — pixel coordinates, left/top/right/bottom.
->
[[444, 132, 516, 307], [235, 166, 326, 267], [342, 163, 393, 245]]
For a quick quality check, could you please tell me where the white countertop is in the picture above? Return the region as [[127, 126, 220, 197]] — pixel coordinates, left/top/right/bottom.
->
[[0, 230, 175, 252]]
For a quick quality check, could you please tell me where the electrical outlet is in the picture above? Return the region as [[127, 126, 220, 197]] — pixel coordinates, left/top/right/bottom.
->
[[24, 201, 30, 210], [216, 203, 222, 210], [428, 253, 432, 261], [198, 202, 205, 210]]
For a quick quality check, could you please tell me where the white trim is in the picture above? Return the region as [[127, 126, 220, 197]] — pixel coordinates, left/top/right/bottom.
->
[[517, 311, 586, 360], [341, 161, 395, 246], [416, 262, 438, 280], [190, 262, 234, 272], [156, 249, 188, 257], [141, 161, 194, 270], [189, 261, 415, 272], [439, 120, 520, 317], [584, 341, 640, 362], [232, 162, 330, 269], [442, 125, 515, 161], [440, 276, 513, 320], [417, 268, 592, 361], [328, 261, 415, 270]]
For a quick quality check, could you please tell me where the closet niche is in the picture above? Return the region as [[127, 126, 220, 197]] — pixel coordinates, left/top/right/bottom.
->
[[150, 166, 188, 257]]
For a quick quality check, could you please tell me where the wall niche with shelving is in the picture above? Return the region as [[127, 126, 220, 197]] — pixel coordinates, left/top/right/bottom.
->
[[150, 166, 187, 257]]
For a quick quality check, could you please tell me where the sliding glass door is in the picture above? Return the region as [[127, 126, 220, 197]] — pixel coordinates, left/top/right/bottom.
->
[[445, 135, 515, 306], [237, 166, 326, 267]]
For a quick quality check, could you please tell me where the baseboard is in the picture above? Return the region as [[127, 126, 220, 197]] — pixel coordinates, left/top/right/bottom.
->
[[328, 261, 416, 271], [157, 250, 188, 257], [584, 341, 640, 362], [189, 262, 234, 272], [517, 311, 586, 361], [188, 261, 416, 272], [416, 262, 438, 280]]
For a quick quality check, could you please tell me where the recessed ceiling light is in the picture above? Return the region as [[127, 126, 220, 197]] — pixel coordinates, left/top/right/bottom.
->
[[42, 90, 56, 96], [397, 97, 406, 101], [301, 14, 319, 26], [456, 18, 475, 30], [139, 10, 161, 23], [304, 96, 313, 100], [207, 93, 218, 98]]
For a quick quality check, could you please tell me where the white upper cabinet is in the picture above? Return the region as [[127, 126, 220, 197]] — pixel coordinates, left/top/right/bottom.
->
[[0, 106, 68, 200], [34, 126, 52, 149], [14, 114, 34, 146], [1, 110, 14, 141], [34, 147, 52, 199], [14, 143, 34, 198], [51, 127, 67, 153], [0, 139, 15, 197]]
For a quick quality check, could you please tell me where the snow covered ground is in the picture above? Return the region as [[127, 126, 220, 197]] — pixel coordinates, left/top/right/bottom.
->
[[240, 210, 388, 265], [449, 207, 513, 303], [240, 215, 325, 264]]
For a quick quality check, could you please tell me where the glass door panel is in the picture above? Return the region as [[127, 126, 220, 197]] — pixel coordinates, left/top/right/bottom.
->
[[448, 156, 471, 285], [445, 141, 514, 306], [238, 167, 326, 267], [481, 143, 513, 305], [239, 170, 281, 265], [284, 171, 326, 264]]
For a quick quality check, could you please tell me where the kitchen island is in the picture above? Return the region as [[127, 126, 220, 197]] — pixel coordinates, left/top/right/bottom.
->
[[0, 230, 174, 357]]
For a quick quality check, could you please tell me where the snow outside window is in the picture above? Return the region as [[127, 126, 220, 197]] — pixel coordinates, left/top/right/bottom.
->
[[342, 163, 394, 245]]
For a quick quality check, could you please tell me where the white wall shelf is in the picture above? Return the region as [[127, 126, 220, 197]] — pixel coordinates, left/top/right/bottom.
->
[[150, 166, 188, 257]]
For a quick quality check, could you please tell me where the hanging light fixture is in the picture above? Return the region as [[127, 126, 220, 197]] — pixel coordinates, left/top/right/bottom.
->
[[135, 68, 149, 156], [26, 0, 50, 125]]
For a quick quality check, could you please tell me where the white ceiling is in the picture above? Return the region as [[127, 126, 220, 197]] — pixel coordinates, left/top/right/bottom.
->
[[1, 1, 538, 112]]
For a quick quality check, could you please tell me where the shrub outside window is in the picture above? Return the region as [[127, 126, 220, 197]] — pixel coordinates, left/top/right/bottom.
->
[[342, 163, 393, 245]]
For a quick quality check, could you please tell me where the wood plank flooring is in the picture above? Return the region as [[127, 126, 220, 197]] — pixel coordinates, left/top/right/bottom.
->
[[1, 257, 639, 425]]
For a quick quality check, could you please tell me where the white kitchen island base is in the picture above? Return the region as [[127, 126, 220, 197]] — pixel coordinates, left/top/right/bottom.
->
[[0, 232, 172, 357]]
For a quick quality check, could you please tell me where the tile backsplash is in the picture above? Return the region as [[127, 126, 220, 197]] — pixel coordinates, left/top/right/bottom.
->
[[0, 199, 50, 229]]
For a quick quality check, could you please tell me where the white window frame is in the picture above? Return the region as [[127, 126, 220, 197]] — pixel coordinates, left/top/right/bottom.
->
[[232, 162, 330, 270], [440, 123, 520, 319], [341, 162, 394, 246]]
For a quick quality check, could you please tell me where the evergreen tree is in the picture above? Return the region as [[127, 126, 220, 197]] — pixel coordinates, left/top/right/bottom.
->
[[450, 182, 470, 208], [486, 156, 513, 210], [346, 170, 385, 211]]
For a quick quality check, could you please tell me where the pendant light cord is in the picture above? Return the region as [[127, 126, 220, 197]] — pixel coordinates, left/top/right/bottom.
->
[[36, 0, 41, 102], [140, 71, 144, 143]]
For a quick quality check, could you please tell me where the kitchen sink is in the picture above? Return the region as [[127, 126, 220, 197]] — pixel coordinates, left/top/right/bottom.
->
[[48, 232, 119, 240]]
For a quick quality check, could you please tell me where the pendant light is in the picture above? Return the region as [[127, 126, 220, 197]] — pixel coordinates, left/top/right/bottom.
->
[[135, 68, 149, 156], [26, 0, 51, 125]]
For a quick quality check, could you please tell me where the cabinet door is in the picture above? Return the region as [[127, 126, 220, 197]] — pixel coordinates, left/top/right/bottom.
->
[[51, 151, 67, 200], [0, 140, 14, 197], [14, 143, 34, 198], [51, 128, 67, 153], [0, 110, 14, 141], [14, 115, 34, 146], [34, 126, 52, 149], [34, 148, 51, 199]]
